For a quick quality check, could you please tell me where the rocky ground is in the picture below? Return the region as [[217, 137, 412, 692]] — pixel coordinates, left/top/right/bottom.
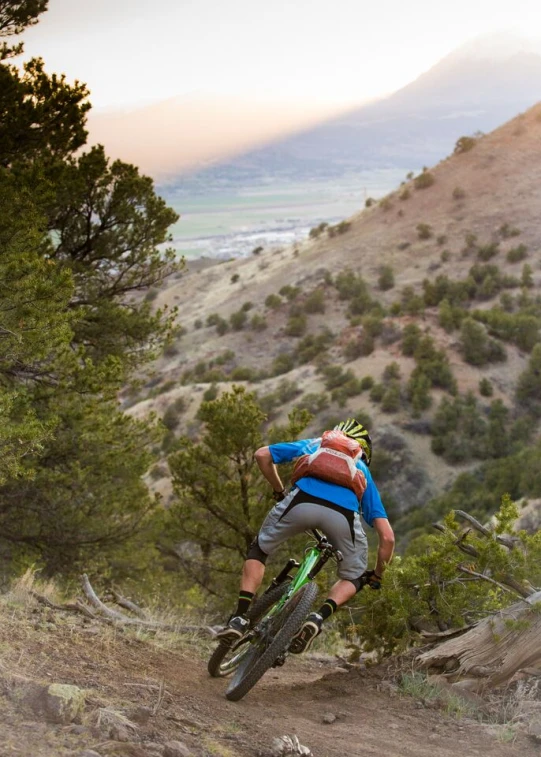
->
[[1, 584, 539, 757]]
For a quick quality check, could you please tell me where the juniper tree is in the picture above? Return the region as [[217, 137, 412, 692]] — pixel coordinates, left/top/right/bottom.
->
[[0, 6, 180, 576], [166, 387, 310, 601]]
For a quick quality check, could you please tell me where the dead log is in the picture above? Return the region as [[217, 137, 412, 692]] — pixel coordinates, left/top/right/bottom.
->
[[80, 574, 216, 636], [417, 590, 541, 691], [109, 589, 148, 619]]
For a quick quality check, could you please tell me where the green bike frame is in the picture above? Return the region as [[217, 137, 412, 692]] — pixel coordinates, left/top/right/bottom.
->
[[264, 544, 323, 619]]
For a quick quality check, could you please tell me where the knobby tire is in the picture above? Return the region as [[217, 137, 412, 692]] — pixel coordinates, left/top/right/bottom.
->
[[225, 581, 319, 701], [207, 580, 292, 678]]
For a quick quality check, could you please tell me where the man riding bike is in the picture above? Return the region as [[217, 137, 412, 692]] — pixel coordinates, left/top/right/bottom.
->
[[217, 418, 395, 653]]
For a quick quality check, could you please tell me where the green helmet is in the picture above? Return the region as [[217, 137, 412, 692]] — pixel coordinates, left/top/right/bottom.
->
[[334, 418, 373, 466]]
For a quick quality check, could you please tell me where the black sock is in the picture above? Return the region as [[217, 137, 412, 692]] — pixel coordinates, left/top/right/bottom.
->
[[317, 598, 338, 621], [235, 591, 255, 617]]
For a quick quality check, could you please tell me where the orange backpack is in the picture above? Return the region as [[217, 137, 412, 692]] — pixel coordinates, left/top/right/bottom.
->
[[291, 430, 368, 500]]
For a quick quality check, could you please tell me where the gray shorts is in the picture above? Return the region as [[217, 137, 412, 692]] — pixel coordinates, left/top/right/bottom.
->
[[257, 488, 368, 581]]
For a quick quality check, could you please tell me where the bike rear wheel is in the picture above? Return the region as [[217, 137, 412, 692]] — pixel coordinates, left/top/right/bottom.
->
[[207, 580, 292, 678], [225, 581, 318, 701]]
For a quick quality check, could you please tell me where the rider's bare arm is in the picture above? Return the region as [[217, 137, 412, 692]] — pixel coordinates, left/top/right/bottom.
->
[[372, 517, 395, 577], [255, 446, 284, 495]]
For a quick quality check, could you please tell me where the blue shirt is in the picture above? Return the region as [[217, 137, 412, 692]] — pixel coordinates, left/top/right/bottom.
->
[[269, 437, 388, 527]]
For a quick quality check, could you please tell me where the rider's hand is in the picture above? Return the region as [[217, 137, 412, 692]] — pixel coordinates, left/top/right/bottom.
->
[[272, 489, 286, 502], [362, 569, 382, 590]]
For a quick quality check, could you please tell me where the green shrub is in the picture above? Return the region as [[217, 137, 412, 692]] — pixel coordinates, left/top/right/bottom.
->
[[297, 329, 333, 363], [369, 383, 385, 402], [401, 286, 424, 316], [265, 293, 282, 309], [252, 246, 264, 255], [144, 288, 159, 302], [399, 188, 410, 201], [230, 310, 248, 330], [454, 135, 476, 153], [230, 366, 257, 381], [360, 376, 374, 391], [414, 170, 435, 190], [440, 250, 451, 263], [438, 298, 463, 333], [381, 381, 401, 413], [250, 314, 267, 331], [516, 344, 541, 405], [407, 369, 432, 416], [401, 323, 422, 356], [309, 222, 328, 239], [365, 197, 375, 208], [499, 223, 521, 239], [214, 350, 235, 366], [296, 392, 329, 414], [241, 301, 254, 312], [521, 264, 534, 288], [285, 314, 307, 337], [506, 244, 528, 263], [383, 362, 401, 381], [272, 353, 295, 376], [416, 223, 432, 240], [279, 285, 300, 301], [230, 273, 240, 284], [162, 397, 186, 431], [328, 220, 351, 236], [203, 383, 219, 402], [479, 378, 493, 397], [276, 379, 302, 403], [477, 242, 499, 261], [436, 235, 447, 246], [378, 265, 395, 291], [194, 318, 203, 329], [303, 288, 326, 314]]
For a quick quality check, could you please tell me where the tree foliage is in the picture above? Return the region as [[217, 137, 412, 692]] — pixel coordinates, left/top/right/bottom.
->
[[0, 7, 180, 577], [356, 496, 541, 658]]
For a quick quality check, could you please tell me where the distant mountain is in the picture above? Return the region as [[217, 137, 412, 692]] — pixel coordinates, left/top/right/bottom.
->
[[167, 33, 541, 191]]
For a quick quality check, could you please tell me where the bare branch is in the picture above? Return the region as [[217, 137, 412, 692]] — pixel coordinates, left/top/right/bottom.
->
[[457, 565, 531, 601]]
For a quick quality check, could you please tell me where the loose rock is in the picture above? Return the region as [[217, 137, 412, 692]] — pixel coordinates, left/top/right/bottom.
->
[[42, 683, 85, 724], [163, 741, 193, 757], [529, 718, 541, 744], [270, 734, 312, 755], [322, 712, 336, 724], [78, 751, 102, 757]]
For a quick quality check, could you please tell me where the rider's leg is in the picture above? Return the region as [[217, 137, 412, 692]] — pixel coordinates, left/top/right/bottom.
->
[[240, 558, 266, 595], [290, 507, 367, 654]]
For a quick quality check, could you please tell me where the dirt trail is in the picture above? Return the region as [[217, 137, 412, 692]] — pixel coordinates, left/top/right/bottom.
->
[[0, 600, 537, 757]]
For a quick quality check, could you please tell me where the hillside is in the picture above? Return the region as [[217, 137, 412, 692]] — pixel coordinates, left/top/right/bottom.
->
[[126, 101, 541, 527]]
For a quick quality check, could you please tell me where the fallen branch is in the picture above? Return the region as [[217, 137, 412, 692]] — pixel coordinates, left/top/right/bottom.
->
[[456, 565, 530, 600], [80, 574, 215, 636], [109, 588, 148, 619], [454, 510, 520, 550], [30, 591, 99, 620], [419, 624, 476, 641]]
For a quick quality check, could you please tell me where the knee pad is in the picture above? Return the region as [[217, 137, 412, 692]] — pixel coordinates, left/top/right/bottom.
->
[[247, 537, 268, 564], [350, 573, 367, 593]]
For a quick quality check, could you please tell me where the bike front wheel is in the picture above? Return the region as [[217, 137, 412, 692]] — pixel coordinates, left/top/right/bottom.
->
[[207, 580, 292, 678], [225, 581, 318, 702]]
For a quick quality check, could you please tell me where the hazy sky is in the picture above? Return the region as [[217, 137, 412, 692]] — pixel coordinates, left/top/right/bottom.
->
[[19, 0, 541, 111]]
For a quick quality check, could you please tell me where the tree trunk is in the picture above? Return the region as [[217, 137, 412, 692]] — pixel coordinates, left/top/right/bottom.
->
[[417, 590, 541, 691]]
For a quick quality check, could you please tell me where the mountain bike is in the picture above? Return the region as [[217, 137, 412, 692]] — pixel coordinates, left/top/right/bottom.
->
[[207, 529, 343, 701]]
